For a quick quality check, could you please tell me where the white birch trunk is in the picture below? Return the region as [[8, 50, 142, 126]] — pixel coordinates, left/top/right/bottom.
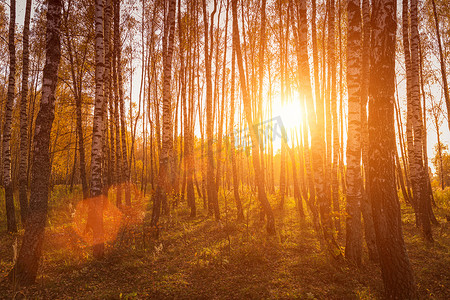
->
[[345, 0, 363, 265]]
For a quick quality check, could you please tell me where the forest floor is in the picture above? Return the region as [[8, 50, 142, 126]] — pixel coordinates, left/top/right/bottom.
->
[[0, 185, 449, 299]]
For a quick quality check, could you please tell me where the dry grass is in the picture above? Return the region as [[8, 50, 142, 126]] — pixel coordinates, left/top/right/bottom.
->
[[0, 185, 449, 299]]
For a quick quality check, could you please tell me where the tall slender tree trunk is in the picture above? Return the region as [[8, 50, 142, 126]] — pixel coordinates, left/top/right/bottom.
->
[[180, 0, 196, 217], [292, 6, 316, 217], [345, 0, 362, 265], [312, 0, 337, 256], [294, 0, 341, 259], [108, 2, 117, 193], [26, 57, 40, 192], [360, 0, 378, 262], [3, 0, 17, 233], [430, 0, 450, 130], [151, 0, 176, 229], [404, 0, 433, 242], [311, 0, 321, 123], [75, 74, 88, 198], [109, 48, 117, 198], [202, 0, 220, 220], [324, 0, 333, 233], [70, 133, 78, 192], [232, 0, 275, 234], [402, 0, 418, 215], [308, 0, 342, 259], [103, 0, 112, 196], [288, 144, 305, 218], [369, 0, 418, 297], [411, 0, 433, 240], [216, 0, 229, 196], [328, 0, 340, 235], [419, 39, 438, 223], [434, 119, 444, 189], [258, 0, 267, 203], [230, 46, 244, 221], [345, 0, 363, 265], [18, 0, 32, 225], [11, 0, 62, 284], [117, 7, 130, 207], [278, 0, 286, 211], [338, 0, 346, 197], [113, 0, 123, 207], [89, 0, 106, 259], [394, 86, 414, 203]]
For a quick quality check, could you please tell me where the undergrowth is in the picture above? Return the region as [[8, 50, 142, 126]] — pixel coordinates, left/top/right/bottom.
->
[[0, 184, 448, 299]]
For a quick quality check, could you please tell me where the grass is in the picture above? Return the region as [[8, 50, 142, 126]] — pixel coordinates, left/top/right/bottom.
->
[[0, 184, 449, 299]]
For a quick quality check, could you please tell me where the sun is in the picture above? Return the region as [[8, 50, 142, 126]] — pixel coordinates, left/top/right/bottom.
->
[[268, 90, 304, 150], [271, 92, 303, 135]]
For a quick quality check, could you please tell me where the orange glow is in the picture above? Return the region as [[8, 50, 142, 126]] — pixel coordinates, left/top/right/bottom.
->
[[270, 90, 303, 149], [73, 196, 123, 246]]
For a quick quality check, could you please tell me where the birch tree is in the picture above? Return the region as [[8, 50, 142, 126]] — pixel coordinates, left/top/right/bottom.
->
[[430, 0, 450, 130], [3, 0, 17, 233], [360, 0, 378, 262], [62, 0, 90, 199], [103, 0, 112, 195], [151, 0, 176, 229], [180, 0, 196, 217], [202, 0, 220, 220], [328, 0, 340, 234], [89, 0, 106, 259], [11, 0, 62, 284], [293, 0, 341, 259], [232, 0, 275, 234], [230, 44, 244, 221], [403, 0, 433, 242], [345, 0, 363, 265], [116, 0, 131, 206], [18, 0, 33, 225], [369, 0, 418, 296]]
